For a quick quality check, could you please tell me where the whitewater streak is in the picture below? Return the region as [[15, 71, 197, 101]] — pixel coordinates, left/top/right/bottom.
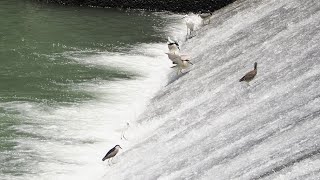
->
[[103, 0, 320, 179]]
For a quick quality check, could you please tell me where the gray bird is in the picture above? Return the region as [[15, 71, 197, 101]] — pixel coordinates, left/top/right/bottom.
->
[[102, 145, 122, 164], [199, 11, 213, 24], [239, 62, 258, 83]]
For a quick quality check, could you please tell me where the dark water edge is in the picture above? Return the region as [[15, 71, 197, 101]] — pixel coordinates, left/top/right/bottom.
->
[[34, 0, 236, 13]]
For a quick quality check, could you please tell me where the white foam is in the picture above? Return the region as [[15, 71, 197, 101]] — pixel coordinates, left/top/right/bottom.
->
[[0, 38, 176, 179], [100, 0, 320, 179]]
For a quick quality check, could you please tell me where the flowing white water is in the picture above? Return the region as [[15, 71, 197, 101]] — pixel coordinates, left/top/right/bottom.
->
[[0, 40, 177, 179], [102, 0, 320, 179]]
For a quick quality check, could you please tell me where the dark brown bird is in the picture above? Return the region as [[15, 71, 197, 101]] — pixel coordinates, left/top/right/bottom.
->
[[102, 145, 122, 164], [239, 62, 257, 83]]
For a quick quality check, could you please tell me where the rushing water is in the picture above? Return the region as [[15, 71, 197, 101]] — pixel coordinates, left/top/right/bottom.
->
[[102, 0, 320, 179], [0, 0, 185, 179]]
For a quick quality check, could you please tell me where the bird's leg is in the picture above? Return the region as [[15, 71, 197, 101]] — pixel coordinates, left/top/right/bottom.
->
[[108, 159, 111, 166], [185, 31, 189, 40], [122, 132, 127, 140], [121, 130, 127, 140]]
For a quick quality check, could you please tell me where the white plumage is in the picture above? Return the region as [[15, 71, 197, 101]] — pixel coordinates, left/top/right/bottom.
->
[[165, 52, 193, 74], [183, 15, 195, 36], [167, 37, 180, 54]]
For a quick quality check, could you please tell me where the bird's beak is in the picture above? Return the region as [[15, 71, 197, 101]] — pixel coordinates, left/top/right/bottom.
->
[[119, 146, 122, 149]]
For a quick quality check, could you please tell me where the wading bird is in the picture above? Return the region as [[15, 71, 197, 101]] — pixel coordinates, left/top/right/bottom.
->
[[165, 52, 193, 74], [239, 62, 258, 85], [167, 37, 180, 54], [121, 122, 130, 140], [183, 15, 195, 37], [102, 145, 122, 165], [199, 11, 213, 25]]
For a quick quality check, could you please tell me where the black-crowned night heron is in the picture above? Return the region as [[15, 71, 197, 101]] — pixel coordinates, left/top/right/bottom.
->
[[102, 145, 122, 165], [239, 62, 258, 84], [167, 37, 180, 54], [199, 11, 213, 25]]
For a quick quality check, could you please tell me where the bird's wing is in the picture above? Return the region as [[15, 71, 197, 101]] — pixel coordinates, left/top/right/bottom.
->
[[174, 40, 179, 47], [168, 36, 179, 45], [102, 147, 115, 161], [239, 75, 246, 82], [186, 20, 195, 28], [246, 70, 257, 79], [170, 57, 181, 64], [239, 70, 257, 82], [167, 53, 179, 59], [180, 55, 190, 60], [200, 13, 212, 18]]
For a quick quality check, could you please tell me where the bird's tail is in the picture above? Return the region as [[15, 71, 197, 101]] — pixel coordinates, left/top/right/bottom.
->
[[102, 155, 108, 161], [239, 77, 245, 82]]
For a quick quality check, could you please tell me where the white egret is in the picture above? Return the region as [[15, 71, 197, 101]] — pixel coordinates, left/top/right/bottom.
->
[[183, 15, 195, 37]]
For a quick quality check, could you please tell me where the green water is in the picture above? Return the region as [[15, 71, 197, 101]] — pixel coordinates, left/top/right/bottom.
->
[[0, 0, 166, 103], [0, 0, 170, 178]]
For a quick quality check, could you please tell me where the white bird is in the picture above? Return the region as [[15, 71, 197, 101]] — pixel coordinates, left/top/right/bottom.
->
[[167, 37, 180, 54], [199, 11, 212, 25], [165, 52, 193, 74], [121, 122, 130, 140], [183, 15, 195, 37]]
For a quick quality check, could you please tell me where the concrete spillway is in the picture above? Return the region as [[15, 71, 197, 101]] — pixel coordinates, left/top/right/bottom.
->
[[104, 0, 320, 179]]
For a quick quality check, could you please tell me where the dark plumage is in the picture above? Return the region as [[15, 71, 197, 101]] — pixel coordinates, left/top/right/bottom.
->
[[168, 42, 179, 47], [199, 11, 213, 24], [167, 41, 180, 51], [102, 145, 122, 161], [239, 62, 257, 82], [199, 12, 212, 19]]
